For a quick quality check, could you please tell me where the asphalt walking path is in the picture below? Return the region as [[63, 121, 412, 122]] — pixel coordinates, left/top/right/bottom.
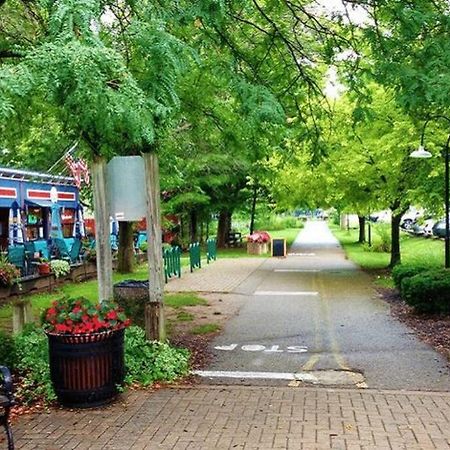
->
[[10, 221, 450, 449], [199, 221, 450, 391]]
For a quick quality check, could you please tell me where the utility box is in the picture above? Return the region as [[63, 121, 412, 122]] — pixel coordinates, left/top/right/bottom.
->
[[107, 156, 146, 221]]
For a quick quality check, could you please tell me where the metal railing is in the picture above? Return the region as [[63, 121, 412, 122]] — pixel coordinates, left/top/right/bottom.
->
[[163, 246, 181, 283], [206, 238, 217, 263], [189, 242, 201, 272]]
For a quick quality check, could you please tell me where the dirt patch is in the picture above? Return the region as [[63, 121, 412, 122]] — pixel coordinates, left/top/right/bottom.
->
[[167, 292, 245, 369], [378, 286, 450, 362]]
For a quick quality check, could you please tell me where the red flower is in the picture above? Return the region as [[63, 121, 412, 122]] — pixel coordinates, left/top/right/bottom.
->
[[106, 310, 117, 320], [42, 298, 130, 335]]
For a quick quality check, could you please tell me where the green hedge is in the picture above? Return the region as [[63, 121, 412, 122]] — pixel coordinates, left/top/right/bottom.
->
[[0, 330, 16, 368], [392, 264, 430, 290], [402, 269, 450, 314]]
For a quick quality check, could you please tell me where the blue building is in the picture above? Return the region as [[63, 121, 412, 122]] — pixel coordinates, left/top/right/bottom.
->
[[0, 167, 80, 248]]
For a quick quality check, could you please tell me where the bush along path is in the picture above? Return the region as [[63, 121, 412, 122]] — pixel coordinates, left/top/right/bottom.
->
[[332, 227, 450, 367], [378, 264, 450, 363]]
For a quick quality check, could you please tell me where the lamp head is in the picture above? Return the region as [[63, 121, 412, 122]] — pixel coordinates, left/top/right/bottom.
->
[[410, 145, 433, 159]]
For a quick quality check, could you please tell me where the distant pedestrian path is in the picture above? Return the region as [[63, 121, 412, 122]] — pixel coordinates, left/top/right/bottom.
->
[[289, 219, 344, 253]]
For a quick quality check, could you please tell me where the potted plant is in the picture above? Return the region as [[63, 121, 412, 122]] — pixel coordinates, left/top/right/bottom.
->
[[37, 258, 51, 276], [49, 259, 70, 279], [0, 256, 20, 296], [247, 231, 271, 255], [41, 297, 131, 408]]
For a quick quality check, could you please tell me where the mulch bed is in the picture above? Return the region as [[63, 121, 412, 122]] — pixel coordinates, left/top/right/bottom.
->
[[170, 333, 215, 370], [378, 286, 450, 362]]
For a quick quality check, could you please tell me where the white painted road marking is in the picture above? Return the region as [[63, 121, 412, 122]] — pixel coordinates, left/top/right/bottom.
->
[[214, 344, 238, 351], [241, 345, 266, 352], [254, 291, 319, 296], [214, 344, 308, 353], [193, 370, 318, 382], [193, 370, 367, 387], [287, 253, 316, 256]]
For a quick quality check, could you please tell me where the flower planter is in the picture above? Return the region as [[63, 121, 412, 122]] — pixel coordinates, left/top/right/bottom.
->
[[38, 263, 51, 276], [47, 328, 125, 408], [247, 242, 269, 255]]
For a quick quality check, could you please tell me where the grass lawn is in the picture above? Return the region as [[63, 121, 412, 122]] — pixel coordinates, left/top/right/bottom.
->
[[330, 224, 444, 272]]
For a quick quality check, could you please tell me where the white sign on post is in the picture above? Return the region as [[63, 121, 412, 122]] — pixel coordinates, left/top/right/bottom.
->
[[107, 156, 146, 221]]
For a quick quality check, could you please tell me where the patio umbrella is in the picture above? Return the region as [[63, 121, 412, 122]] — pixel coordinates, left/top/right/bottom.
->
[[9, 201, 24, 244], [8, 207, 14, 245], [16, 207, 24, 244], [72, 205, 86, 238], [110, 217, 118, 236], [50, 202, 63, 239]]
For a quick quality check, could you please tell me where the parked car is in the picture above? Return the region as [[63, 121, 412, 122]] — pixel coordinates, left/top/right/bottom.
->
[[410, 218, 435, 237], [423, 219, 436, 237], [400, 210, 422, 230], [432, 219, 448, 238]]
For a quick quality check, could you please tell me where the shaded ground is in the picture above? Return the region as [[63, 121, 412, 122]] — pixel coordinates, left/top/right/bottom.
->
[[379, 285, 450, 363]]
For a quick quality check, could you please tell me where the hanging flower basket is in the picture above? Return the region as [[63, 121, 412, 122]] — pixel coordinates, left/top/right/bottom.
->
[[42, 298, 131, 408]]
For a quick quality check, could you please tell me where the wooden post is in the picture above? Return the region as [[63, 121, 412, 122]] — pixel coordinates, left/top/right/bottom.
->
[[143, 151, 165, 341], [12, 299, 33, 334], [92, 156, 113, 302]]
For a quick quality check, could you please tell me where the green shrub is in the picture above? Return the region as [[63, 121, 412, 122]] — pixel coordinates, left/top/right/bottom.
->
[[402, 269, 450, 314], [14, 325, 56, 404], [392, 264, 429, 290], [255, 214, 303, 231], [0, 330, 16, 368], [372, 224, 391, 252], [124, 326, 190, 386]]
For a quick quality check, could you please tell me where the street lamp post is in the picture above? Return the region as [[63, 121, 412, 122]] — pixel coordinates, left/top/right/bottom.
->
[[410, 115, 450, 269]]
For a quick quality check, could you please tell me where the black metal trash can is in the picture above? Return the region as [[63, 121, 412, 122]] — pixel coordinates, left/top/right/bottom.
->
[[47, 328, 125, 408], [113, 280, 149, 328]]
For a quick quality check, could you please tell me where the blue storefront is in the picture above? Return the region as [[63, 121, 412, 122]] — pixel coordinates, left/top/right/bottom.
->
[[0, 167, 80, 249]]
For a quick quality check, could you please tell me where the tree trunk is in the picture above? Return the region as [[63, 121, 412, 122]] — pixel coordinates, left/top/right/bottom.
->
[[249, 185, 258, 235], [217, 210, 231, 248], [117, 221, 135, 273], [389, 213, 402, 268], [189, 210, 198, 243], [358, 215, 366, 243], [92, 156, 113, 302], [143, 151, 165, 341]]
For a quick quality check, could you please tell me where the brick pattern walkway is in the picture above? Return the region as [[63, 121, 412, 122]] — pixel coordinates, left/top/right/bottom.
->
[[11, 386, 450, 449], [165, 258, 266, 293]]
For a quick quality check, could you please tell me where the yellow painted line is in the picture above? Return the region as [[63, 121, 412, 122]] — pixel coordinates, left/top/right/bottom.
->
[[302, 354, 320, 371], [301, 274, 322, 371]]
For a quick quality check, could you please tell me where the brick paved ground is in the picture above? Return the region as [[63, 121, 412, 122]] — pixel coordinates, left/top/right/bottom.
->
[[10, 385, 450, 450], [165, 258, 266, 293]]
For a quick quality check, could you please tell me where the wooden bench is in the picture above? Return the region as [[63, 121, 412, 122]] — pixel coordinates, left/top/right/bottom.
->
[[0, 366, 14, 450]]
